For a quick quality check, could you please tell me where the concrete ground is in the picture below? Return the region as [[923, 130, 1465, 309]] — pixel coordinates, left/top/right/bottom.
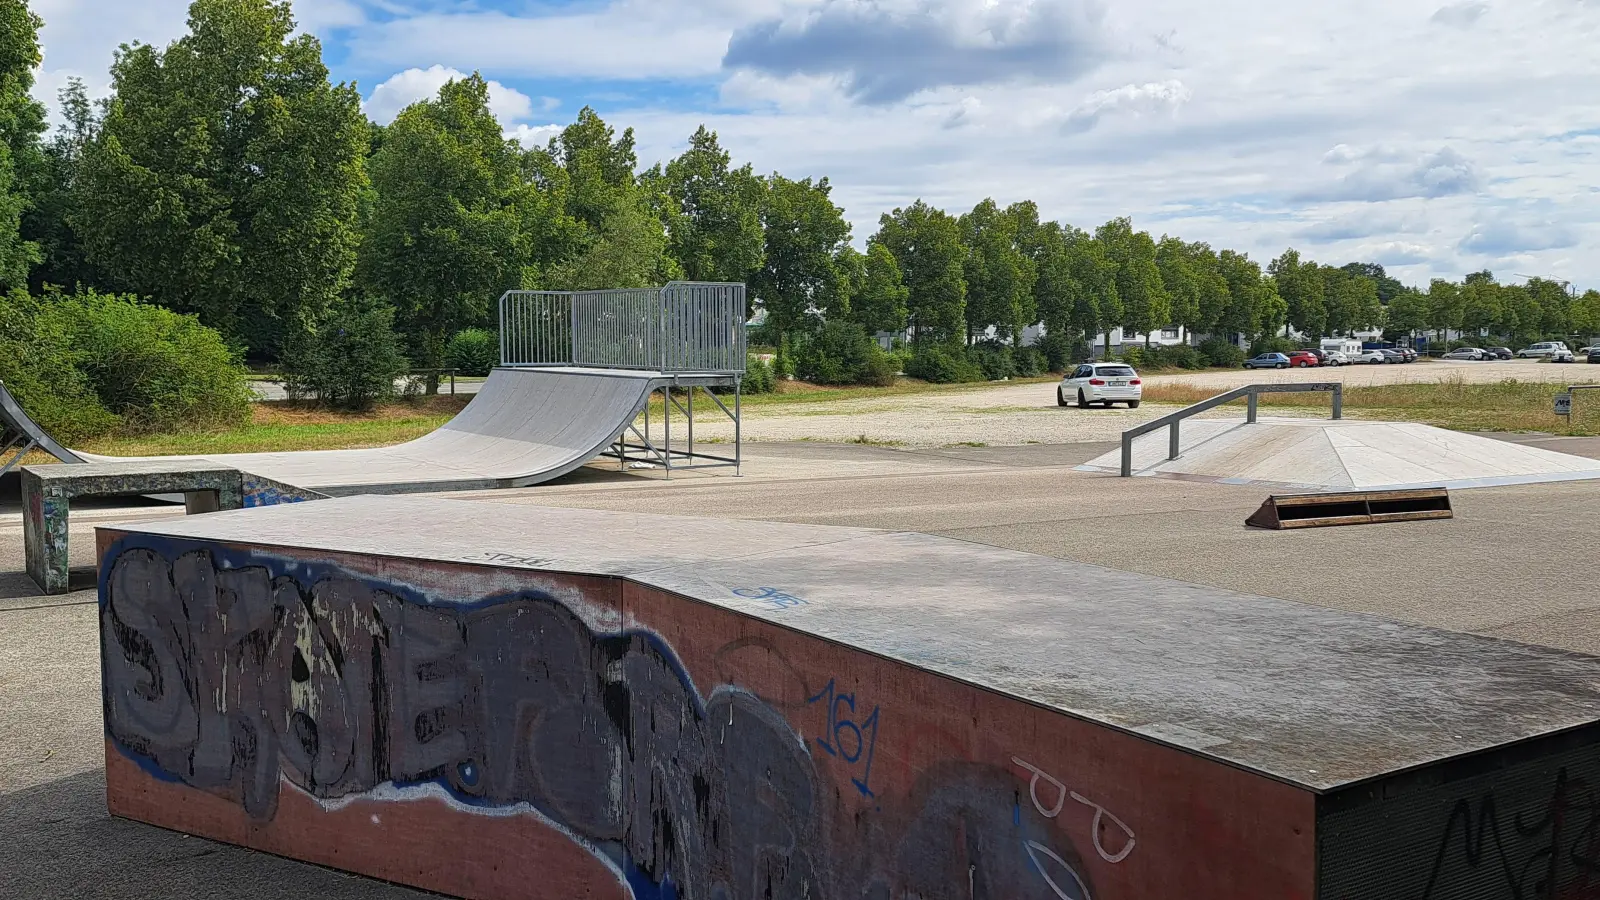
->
[[4, 437, 1600, 897]]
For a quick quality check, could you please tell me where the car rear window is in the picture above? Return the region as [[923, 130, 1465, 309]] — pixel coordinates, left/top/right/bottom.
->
[[1095, 366, 1136, 377]]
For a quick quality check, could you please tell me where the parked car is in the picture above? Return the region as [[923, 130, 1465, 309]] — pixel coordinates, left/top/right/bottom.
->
[[1378, 349, 1405, 363], [1323, 350, 1352, 366], [1356, 349, 1389, 364], [1244, 352, 1291, 369], [1579, 346, 1600, 355], [1551, 347, 1576, 363], [1589, 347, 1600, 364], [1058, 362, 1143, 408], [1287, 350, 1320, 368], [1518, 341, 1571, 359], [1397, 347, 1419, 362], [1298, 349, 1329, 366], [1483, 347, 1513, 360], [1442, 347, 1486, 361]]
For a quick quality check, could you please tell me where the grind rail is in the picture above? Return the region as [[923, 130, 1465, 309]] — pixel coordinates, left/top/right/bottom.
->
[[1120, 382, 1344, 477]]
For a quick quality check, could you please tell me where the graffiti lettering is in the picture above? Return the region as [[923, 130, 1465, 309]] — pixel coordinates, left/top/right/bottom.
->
[[1012, 757, 1136, 865], [102, 541, 1096, 900], [808, 678, 882, 798], [458, 551, 551, 567], [732, 586, 809, 611]]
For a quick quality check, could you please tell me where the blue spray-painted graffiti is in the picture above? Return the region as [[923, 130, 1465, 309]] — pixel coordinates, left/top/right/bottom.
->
[[731, 587, 809, 611], [99, 537, 1093, 900]]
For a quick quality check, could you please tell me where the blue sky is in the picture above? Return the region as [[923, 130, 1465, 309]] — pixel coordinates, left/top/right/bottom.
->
[[27, 0, 1600, 288]]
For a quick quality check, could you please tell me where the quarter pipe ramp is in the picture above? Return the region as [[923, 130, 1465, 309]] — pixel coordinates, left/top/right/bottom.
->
[[1, 367, 723, 498]]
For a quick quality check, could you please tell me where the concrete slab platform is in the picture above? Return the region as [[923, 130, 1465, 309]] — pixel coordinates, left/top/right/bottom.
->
[[1078, 417, 1600, 490]]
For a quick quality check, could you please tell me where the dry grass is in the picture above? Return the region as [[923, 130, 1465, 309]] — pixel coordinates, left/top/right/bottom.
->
[[1140, 377, 1600, 435], [80, 397, 472, 456]]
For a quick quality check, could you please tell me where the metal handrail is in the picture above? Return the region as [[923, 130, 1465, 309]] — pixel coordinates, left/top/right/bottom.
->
[[1120, 383, 1344, 477]]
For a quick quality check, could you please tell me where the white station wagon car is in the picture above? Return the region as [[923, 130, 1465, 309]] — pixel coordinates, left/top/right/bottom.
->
[[1059, 362, 1143, 409]]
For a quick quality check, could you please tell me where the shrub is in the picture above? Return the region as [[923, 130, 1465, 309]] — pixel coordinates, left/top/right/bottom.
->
[[1035, 333, 1073, 372], [967, 341, 1016, 381], [774, 334, 795, 380], [796, 320, 892, 386], [282, 297, 409, 410], [1120, 345, 1145, 369], [1014, 346, 1047, 378], [1198, 337, 1247, 368], [744, 355, 776, 394], [445, 328, 500, 377], [1250, 335, 1297, 356], [0, 290, 117, 442], [904, 344, 984, 383]]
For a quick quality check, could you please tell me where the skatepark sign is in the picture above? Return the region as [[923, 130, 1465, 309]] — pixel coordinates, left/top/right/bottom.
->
[[1556, 393, 1572, 417]]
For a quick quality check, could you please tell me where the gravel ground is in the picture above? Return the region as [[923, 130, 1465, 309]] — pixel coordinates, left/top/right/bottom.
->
[[680, 359, 1598, 448]]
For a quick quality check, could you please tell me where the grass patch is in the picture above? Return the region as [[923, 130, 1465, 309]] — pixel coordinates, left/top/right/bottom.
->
[[1141, 377, 1600, 435], [948, 441, 989, 448], [81, 396, 471, 456]]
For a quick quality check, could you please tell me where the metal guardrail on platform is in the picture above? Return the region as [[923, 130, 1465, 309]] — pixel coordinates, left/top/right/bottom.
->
[[1119, 383, 1344, 477], [498, 282, 746, 375]]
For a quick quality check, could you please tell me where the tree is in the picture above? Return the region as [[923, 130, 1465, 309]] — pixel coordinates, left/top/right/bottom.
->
[[874, 201, 965, 346], [849, 242, 909, 336], [959, 199, 1035, 346], [1096, 217, 1167, 348], [24, 78, 101, 292], [361, 75, 534, 376], [659, 126, 765, 284], [0, 0, 46, 291], [1525, 278, 1572, 337], [1321, 264, 1382, 336], [1215, 250, 1267, 342], [1341, 262, 1403, 305], [76, 0, 367, 347], [1188, 243, 1231, 337], [1458, 274, 1503, 338], [1070, 227, 1120, 358], [1573, 290, 1600, 340], [1156, 236, 1200, 342], [749, 175, 851, 340], [1268, 248, 1325, 339], [1426, 279, 1463, 347]]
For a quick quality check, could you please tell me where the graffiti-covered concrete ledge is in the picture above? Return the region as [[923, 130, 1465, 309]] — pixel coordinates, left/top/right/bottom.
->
[[96, 496, 1600, 899]]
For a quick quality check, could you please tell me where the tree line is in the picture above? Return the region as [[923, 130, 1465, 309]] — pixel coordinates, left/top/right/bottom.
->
[[2, 0, 1597, 393]]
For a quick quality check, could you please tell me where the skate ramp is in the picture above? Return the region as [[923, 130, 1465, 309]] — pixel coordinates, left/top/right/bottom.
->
[[1078, 417, 1600, 491], [3, 367, 678, 496]]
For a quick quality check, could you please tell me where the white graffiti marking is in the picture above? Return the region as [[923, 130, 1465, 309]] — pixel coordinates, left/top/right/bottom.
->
[[1024, 840, 1094, 900], [1011, 755, 1067, 818], [1071, 791, 1137, 864]]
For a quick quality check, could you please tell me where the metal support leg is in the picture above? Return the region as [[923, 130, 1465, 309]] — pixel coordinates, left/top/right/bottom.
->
[[1120, 432, 1134, 477], [1248, 393, 1259, 424], [1332, 385, 1344, 420], [735, 379, 742, 477], [1169, 422, 1181, 461]]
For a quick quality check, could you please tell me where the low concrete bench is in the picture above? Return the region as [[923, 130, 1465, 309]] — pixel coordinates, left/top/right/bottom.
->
[[23, 460, 244, 594]]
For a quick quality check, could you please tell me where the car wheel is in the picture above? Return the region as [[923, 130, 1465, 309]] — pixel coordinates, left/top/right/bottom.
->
[[1057, 389, 1069, 407], [1128, 400, 1141, 409], [1277, 362, 1288, 369], [1078, 389, 1090, 408]]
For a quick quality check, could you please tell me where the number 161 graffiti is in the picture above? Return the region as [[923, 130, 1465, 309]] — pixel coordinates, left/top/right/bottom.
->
[[807, 679, 881, 798]]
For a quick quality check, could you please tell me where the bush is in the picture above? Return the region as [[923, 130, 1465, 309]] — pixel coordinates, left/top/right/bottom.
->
[[1198, 337, 1247, 368], [7, 289, 252, 438], [774, 334, 795, 380], [1014, 346, 1047, 378], [282, 298, 410, 410], [904, 344, 984, 384], [795, 321, 896, 386], [445, 328, 500, 377], [1250, 335, 1297, 356], [1133, 344, 1205, 371], [1120, 345, 1146, 369], [967, 341, 1016, 381], [744, 355, 776, 394]]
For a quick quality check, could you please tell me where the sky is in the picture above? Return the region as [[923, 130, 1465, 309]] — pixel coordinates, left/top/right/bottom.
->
[[25, 0, 1600, 289]]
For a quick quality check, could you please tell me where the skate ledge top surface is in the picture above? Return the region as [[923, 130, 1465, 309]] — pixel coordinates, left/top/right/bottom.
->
[[101, 494, 1600, 792]]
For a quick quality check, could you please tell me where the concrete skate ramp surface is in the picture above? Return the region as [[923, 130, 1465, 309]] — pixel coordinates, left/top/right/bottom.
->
[[1078, 417, 1600, 491], [43, 367, 670, 495]]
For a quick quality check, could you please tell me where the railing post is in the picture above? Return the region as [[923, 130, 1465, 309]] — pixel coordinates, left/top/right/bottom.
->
[[1247, 391, 1259, 424], [1332, 384, 1343, 420], [1169, 421, 1181, 461], [1121, 431, 1134, 477]]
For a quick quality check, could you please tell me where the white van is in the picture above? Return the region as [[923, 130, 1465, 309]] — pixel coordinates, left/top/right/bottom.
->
[[1321, 339, 1363, 357]]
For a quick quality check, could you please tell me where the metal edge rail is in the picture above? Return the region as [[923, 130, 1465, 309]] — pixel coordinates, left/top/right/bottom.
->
[[1119, 382, 1344, 477]]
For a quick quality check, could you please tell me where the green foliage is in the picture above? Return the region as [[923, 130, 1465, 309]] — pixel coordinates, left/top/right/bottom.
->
[[23, 78, 99, 294], [1097, 217, 1167, 343], [795, 320, 895, 386], [743, 354, 776, 394], [1250, 335, 1297, 355], [658, 126, 765, 284], [904, 344, 983, 384], [362, 75, 540, 373], [1119, 345, 1145, 369], [753, 174, 851, 336], [875, 201, 966, 344], [1013, 346, 1047, 378], [967, 341, 1016, 381], [282, 296, 409, 410], [774, 334, 795, 380], [1034, 332, 1090, 372], [0, 0, 46, 292], [849, 242, 909, 336], [1127, 344, 1205, 370], [76, 0, 367, 347], [1269, 248, 1325, 338], [0, 288, 250, 439], [445, 328, 500, 377], [1198, 337, 1247, 368], [960, 199, 1036, 345]]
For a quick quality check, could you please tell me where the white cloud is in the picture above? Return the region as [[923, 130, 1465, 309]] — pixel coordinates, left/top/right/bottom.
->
[[1431, 1, 1489, 27], [724, 0, 1110, 104], [291, 0, 366, 32], [507, 123, 564, 148], [1063, 80, 1191, 132], [1297, 147, 1483, 202], [364, 66, 537, 126], [1459, 219, 1579, 255]]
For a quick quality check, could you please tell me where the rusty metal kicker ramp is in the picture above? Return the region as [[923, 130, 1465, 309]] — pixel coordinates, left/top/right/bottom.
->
[[1, 367, 719, 496], [95, 495, 1600, 900]]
